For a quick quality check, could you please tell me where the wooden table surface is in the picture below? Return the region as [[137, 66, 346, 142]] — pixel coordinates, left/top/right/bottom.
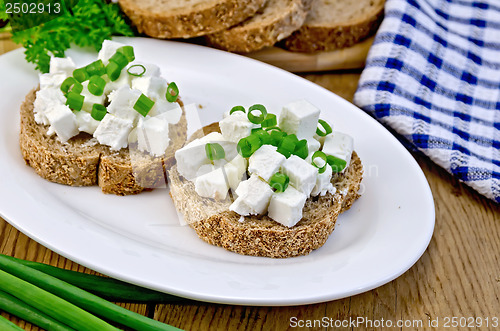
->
[[1, 37, 499, 331]]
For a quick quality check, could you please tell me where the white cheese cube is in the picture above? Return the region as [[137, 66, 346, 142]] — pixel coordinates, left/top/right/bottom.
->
[[45, 104, 79, 142], [225, 154, 247, 190], [194, 167, 229, 200], [93, 114, 133, 150], [175, 139, 211, 180], [136, 115, 170, 156], [149, 99, 182, 124], [229, 175, 273, 216], [281, 155, 317, 196], [81, 81, 106, 112], [131, 76, 168, 102], [248, 145, 285, 182], [310, 164, 335, 197], [130, 62, 161, 77], [106, 86, 141, 122], [33, 88, 66, 125], [39, 72, 67, 90], [103, 68, 133, 95], [322, 132, 354, 171], [268, 186, 307, 227], [49, 56, 76, 76], [306, 137, 321, 154], [279, 99, 320, 139], [199, 132, 238, 162], [98, 40, 125, 65], [219, 111, 255, 143], [75, 110, 100, 135]]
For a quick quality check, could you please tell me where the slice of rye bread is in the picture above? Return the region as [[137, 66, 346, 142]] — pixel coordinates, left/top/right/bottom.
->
[[205, 0, 313, 53], [118, 0, 267, 39], [283, 0, 385, 52], [168, 123, 363, 258], [20, 88, 187, 195]]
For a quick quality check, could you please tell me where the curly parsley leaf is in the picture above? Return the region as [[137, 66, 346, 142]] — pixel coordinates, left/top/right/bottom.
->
[[10, 0, 134, 73]]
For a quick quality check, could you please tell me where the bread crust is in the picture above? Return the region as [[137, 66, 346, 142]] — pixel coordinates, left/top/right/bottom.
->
[[168, 123, 363, 258], [118, 0, 267, 39], [20, 88, 187, 195]]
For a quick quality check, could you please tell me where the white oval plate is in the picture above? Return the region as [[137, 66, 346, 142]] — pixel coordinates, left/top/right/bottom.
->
[[0, 37, 434, 306]]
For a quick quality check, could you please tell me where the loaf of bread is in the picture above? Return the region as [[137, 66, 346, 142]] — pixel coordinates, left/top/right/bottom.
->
[[168, 123, 363, 258], [205, 0, 312, 53], [118, 0, 267, 39], [283, 0, 385, 52], [20, 88, 187, 195]]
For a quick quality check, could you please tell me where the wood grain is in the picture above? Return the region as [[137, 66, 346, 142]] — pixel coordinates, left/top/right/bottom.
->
[[1, 41, 499, 331]]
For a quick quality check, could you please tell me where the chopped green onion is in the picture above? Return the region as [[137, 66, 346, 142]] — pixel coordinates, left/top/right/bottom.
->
[[264, 126, 282, 132], [247, 104, 267, 124], [73, 67, 89, 83], [133, 94, 155, 117], [117, 46, 135, 62], [260, 113, 277, 128], [91, 104, 107, 121], [326, 155, 347, 173], [316, 119, 333, 137], [166, 82, 179, 102], [294, 139, 309, 159], [237, 134, 262, 158], [312, 151, 328, 173], [269, 173, 289, 193], [229, 105, 245, 115], [251, 128, 272, 145], [205, 143, 225, 161], [61, 77, 83, 95], [88, 76, 106, 96], [109, 52, 128, 69], [106, 61, 121, 81], [127, 64, 146, 77], [269, 130, 286, 147], [85, 60, 105, 77], [277, 134, 298, 158], [66, 92, 84, 111]]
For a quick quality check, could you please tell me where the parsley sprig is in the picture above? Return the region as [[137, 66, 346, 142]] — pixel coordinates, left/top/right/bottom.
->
[[10, 0, 134, 73]]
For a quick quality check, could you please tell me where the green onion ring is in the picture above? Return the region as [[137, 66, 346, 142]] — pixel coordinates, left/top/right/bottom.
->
[[133, 94, 155, 117], [166, 82, 179, 102], [277, 134, 297, 158], [91, 104, 107, 121], [269, 173, 289, 193], [205, 143, 225, 161], [109, 52, 128, 69], [88, 75, 106, 96], [269, 130, 286, 147], [85, 60, 105, 77], [251, 128, 272, 145], [316, 119, 333, 137], [229, 105, 245, 115], [127, 64, 146, 77], [61, 77, 83, 95], [312, 151, 328, 173], [117, 46, 135, 62], [247, 104, 267, 124], [106, 61, 121, 81], [326, 155, 347, 173], [237, 135, 262, 158], [294, 139, 309, 159], [73, 68, 89, 83], [65, 92, 84, 111], [260, 113, 277, 128]]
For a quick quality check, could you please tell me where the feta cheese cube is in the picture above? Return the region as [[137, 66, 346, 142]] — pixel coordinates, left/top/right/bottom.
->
[[106, 86, 141, 122], [39, 72, 67, 90], [306, 137, 321, 154], [310, 164, 335, 197], [230, 175, 273, 215], [175, 139, 212, 180], [33, 88, 66, 125], [81, 81, 106, 112], [279, 99, 320, 139], [93, 114, 133, 150], [136, 115, 170, 156], [225, 154, 247, 190], [131, 76, 168, 102], [268, 185, 307, 227], [248, 145, 286, 181], [103, 68, 132, 95], [149, 99, 182, 124], [49, 56, 76, 76], [75, 110, 100, 135], [219, 111, 256, 143], [194, 167, 229, 200], [281, 155, 317, 196], [45, 104, 79, 142], [322, 132, 354, 171], [98, 40, 125, 65]]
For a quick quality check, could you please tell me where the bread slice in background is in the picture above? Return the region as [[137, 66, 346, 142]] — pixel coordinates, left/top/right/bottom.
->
[[118, 0, 267, 39], [20, 89, 187, 195], [283, 0, 384, 52], [168, 123, 363, 258], [205, 0, 313, 53]]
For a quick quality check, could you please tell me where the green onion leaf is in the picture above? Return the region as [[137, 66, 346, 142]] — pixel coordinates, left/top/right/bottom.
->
[[91, 104, 107, 121], [73, 67, 89, 83], [277, 134, 298, 158], [88, 76, 106, 96], [269, 173, 289, 193], [61, 77, 83, 95], [109, 51, 128, 69], [66, 92, 84, 111], [85, 60, 105, 77], [326, 155, 347, 173], [229, 105, 245, 115], [237, 134, 262, 158], [0, 315, 24, 331], [294, 139, 309, 159], [312, 151, 328, 173], [166, 82, 179, 102], [260, 113, 277, 128], [251, 128, 272, 145], [117, 46, 135, 62], [269, 129, 286, 147], [316, 119, 333, 137], [247, 104, 267, 124], [205, 143, 225, 161], [133, 94, 155, 117], [127, 64, 146, 77], [106, 61, 121, 81]]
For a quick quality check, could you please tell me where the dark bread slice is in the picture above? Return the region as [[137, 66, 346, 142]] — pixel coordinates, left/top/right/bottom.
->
[[168, 123, 363, 258], [20, 88, 187, 195]]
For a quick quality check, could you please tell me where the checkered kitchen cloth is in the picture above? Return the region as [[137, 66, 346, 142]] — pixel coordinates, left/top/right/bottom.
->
[[354, 0, 500, 203]]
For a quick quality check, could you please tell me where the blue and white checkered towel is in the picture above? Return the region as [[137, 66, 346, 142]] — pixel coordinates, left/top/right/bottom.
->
[[354, 0, 500, 203]]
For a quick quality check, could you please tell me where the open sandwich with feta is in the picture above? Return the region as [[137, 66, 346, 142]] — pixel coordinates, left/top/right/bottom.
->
[[168, 100, 363, 258], [20, 40, 187, 195]]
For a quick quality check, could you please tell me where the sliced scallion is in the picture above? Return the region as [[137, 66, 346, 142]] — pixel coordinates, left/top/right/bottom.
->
[[66, 92, 84, 111], [251, 128, 272, 145], [237, 134, 262, 158], [229, 105, 245, 115], [127, 64, 146, 77], [316, 119, 333, 137], [312, 151, 328, 173], [85, 60, 105, 77], [106, 61, 121, 81], [269, 173, 289, 193], [73, 67, 89, 83], [277, 134, 298, 158], [326, 155, 347, 173], [205, 143, 225, 161], [91, 104, 107, 121], [117, 46, 135, 62], [166, 82, 179, 102], [0, 315, 23, 331], [260, 113, 277, 128], [294, 139, 309, 159], [88, 75, 106, 96], [269, 130, 286, 147], [109, 52, 128, 69], [247, 104, 267, 124], [133, 94, 155, 117], [61, 77, 83, 95]]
